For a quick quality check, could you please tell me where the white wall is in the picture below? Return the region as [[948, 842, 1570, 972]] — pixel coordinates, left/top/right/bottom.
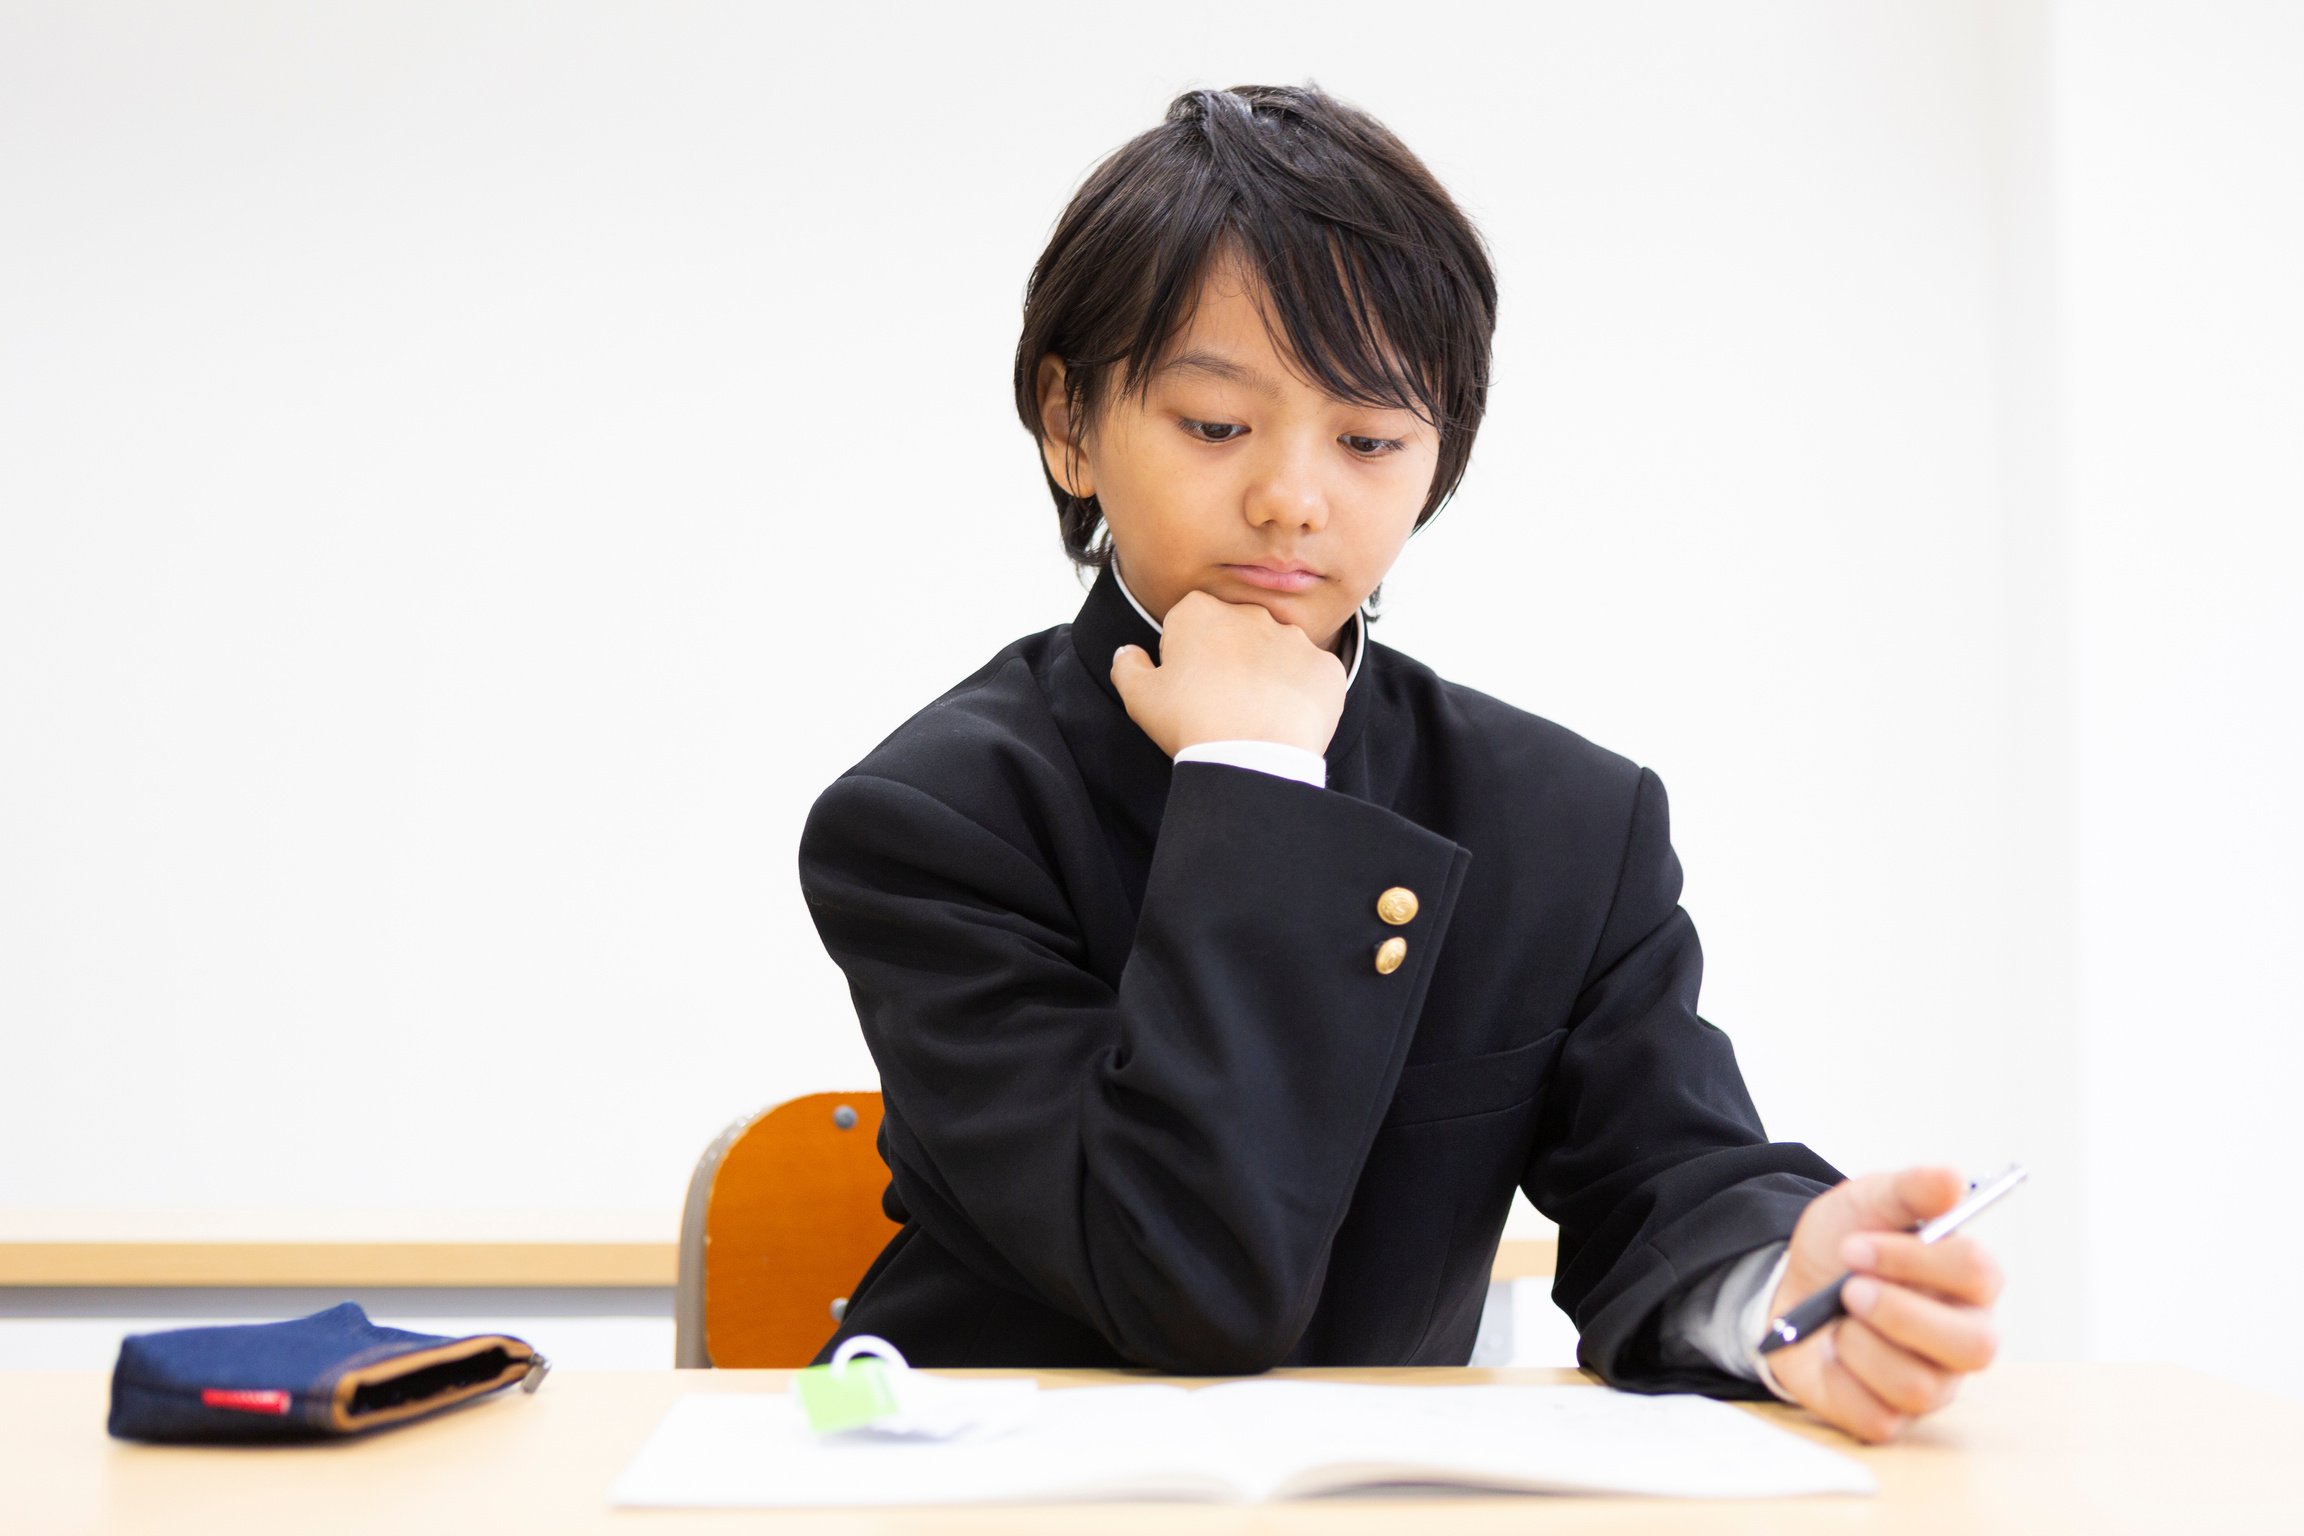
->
[[3, 1, 2292, 1391], [2053, 0, 2304, 1399]]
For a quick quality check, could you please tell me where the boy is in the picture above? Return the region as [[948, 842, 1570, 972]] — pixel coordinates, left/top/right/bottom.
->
[[800, 83, 2000, 1444]]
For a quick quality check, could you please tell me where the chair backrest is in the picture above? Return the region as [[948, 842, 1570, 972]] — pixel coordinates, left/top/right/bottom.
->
[[674, 1091, 902, 1368]]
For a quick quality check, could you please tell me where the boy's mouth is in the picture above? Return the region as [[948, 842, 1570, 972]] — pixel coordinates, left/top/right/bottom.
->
[[1224, 562, 1322, 594]]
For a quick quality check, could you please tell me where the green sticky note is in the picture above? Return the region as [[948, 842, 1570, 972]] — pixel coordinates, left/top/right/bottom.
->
[[794, 1356, 900, 1434]]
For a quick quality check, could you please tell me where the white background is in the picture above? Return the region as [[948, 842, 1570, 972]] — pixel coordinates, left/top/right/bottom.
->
[[3, 1, 2297, 1397]]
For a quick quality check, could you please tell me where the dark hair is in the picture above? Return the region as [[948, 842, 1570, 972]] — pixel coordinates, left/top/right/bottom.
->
[[1012, 83, 1499, 608]]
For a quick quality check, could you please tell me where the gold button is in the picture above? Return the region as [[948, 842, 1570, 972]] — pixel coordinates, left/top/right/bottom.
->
[[1376, 887, 1419, 926], [1374, 936, 1407, 975]]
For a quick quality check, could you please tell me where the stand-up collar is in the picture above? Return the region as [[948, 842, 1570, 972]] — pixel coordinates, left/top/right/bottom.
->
[[1065, 563, 1377, 766]]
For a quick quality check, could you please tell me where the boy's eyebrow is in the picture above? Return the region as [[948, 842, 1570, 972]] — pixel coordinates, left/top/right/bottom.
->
[[1153, 347, 1425, 419], [1153, 349, 1283, 401]]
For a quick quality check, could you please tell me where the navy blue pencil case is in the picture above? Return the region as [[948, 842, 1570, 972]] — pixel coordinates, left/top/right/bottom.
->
[[107, 1301, 549, 1443]]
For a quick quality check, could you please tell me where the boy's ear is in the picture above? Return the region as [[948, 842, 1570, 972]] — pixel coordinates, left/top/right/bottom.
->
[[1035, 352, 1095, 500]]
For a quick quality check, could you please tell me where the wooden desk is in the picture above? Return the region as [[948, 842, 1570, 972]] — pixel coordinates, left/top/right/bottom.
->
[[11, 1362, 2299, 1533], [0, 1210, 1554, 1289], [0, 1210, 684, 1288]]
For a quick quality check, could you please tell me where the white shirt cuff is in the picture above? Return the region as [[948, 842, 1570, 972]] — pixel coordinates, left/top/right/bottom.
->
[[1657, 1239, 1798, 1403], [1737, 1246, 1798, 1403], [1172, 739, 1327, 789]]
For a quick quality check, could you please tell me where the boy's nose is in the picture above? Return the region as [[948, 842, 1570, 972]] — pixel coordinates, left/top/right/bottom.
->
[[1243, 448, 1331, 533]]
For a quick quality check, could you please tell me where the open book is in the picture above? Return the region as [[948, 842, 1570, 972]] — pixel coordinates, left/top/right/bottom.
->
[[609, 1380, 1877, 1507]]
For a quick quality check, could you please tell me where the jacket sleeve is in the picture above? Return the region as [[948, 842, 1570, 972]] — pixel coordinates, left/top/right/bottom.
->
[[1521, 765, 1843, 1397], [799, 759, 1473, 1373]]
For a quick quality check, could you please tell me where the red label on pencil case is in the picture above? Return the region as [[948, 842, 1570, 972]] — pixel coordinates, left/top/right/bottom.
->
[[201, 1388, 292, 1414]]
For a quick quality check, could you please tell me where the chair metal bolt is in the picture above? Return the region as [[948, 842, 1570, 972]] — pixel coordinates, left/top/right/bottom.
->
[[830, 1297, 848, 1322], [833, 1104, 858, 1129]]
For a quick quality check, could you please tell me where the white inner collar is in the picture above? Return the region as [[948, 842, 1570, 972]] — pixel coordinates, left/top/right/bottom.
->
[[1111, 562, 1367, 691]]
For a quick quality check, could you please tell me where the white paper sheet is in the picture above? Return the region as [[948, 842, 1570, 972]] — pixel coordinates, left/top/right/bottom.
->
[[608, 1381, 1877, 1507]]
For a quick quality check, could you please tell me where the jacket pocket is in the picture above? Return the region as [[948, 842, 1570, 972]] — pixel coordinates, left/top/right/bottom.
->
[[1382, 1034, 1558, 1129]]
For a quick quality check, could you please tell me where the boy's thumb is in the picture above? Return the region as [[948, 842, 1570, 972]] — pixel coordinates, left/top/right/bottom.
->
[[1110, 644, 1152, 696]]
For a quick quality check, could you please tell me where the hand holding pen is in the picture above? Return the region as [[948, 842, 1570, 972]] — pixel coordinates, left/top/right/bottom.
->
[[1756, 1165, 2019, 1445], [1763, 1164, 2026, 1354]]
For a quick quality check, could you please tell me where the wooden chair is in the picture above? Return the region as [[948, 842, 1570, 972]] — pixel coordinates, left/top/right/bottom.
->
[[674, 1091, 902, 1368]]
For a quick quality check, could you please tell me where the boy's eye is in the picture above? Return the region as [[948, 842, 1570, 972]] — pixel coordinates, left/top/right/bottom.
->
[[1180, 419, 1408, 458], [1179, 418, 1246, 444]]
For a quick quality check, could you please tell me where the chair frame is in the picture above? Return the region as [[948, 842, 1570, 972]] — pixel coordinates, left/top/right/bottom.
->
[[673, 1108, 763, 1368]]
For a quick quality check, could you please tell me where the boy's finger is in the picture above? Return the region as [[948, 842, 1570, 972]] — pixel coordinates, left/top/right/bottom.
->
[[1842, 1275, 2000, 1373], [1805, 1331, 1910, 1445], [1844, 1231, 2005, 1306], [1110, 644, 1154, 693], [1835, 1166, 1964, 1232], [1832, 1317, 1960, 1418]]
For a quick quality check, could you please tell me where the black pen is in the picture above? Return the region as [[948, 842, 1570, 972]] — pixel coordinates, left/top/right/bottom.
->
[[1758, 1163, 2028, 1355]]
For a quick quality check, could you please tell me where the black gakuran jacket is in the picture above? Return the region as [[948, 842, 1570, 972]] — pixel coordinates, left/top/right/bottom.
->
[[798, 564, 1840, 1393]]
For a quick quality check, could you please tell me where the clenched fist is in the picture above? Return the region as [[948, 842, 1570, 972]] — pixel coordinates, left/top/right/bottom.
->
[[1109, 589, 1348, 759]]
